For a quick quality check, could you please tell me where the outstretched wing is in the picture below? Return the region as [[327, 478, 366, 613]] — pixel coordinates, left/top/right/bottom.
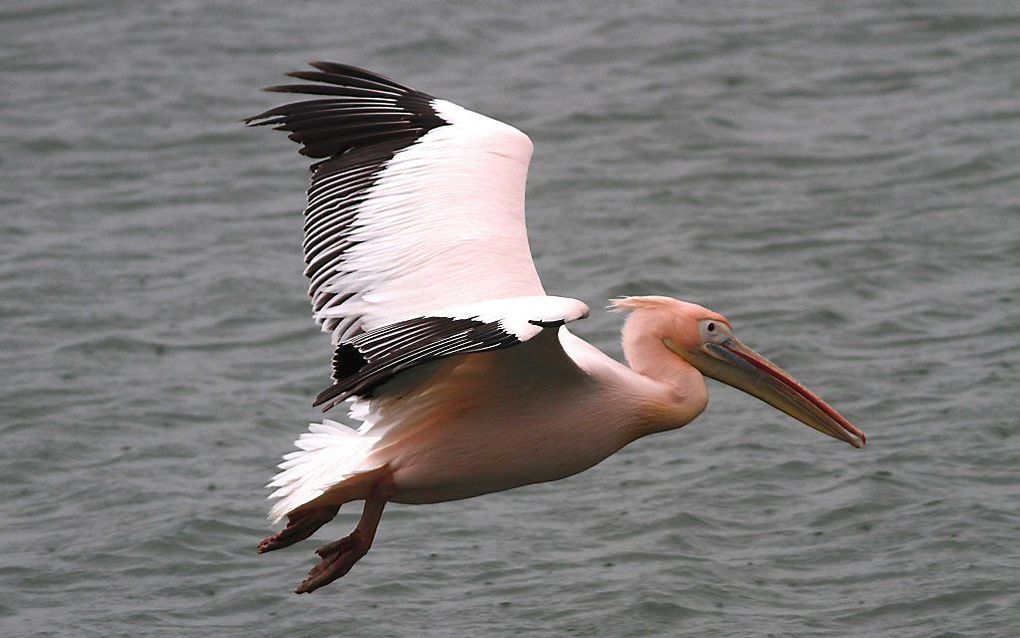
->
[[315, 296, 589, 411], [246, 62, 544, 344]]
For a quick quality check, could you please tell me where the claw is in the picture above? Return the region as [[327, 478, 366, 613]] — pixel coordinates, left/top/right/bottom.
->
[[294, 533, 367, 594], [257, 505, 339, 554]]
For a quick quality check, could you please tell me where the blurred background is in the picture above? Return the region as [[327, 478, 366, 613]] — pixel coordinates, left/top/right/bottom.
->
[[1, 1, 1017, 636]]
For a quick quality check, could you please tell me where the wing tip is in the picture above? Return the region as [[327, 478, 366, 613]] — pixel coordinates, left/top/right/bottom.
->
[[312, 385, 348, 412]]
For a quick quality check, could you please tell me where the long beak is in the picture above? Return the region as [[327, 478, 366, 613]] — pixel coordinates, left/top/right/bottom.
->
[[681, 337, 866, 448]]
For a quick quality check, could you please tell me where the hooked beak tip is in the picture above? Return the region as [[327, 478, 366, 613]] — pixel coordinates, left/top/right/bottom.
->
[[844, 423, 867, 449]]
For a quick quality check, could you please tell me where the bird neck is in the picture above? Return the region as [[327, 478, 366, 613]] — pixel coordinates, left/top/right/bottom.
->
[[620, 322, 708, 440]]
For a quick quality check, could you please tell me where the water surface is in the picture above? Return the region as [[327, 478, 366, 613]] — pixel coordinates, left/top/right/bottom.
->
[[1, 2, 1018, 636]]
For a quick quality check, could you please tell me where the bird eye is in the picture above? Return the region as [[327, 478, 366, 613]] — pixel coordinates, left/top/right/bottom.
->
[[698, 318, 726, 342]]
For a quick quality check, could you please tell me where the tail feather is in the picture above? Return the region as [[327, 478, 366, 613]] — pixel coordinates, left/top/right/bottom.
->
[[267, 419, 380, 523]]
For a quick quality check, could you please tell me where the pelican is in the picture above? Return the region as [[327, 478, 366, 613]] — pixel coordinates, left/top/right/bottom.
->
[[246, 62, 866, 594]]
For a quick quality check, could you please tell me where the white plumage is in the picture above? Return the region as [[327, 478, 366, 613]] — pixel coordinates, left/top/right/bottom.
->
[[267, 420, 380, 522], [305, 97, 542, 343]]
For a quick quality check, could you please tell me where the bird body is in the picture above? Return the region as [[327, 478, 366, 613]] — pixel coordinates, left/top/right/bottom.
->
[[269, 320, 700, 514], [247, 63, 865, 594]]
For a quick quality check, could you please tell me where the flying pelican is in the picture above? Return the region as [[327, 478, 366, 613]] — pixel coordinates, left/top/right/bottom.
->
[[246, 62, 866, 594]]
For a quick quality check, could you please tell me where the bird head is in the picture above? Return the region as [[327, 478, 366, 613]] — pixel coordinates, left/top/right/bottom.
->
[[612, 296, 866, 448]]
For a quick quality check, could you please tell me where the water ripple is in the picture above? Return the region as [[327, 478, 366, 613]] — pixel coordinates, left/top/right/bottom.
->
[[2, 2, 1019, 637]]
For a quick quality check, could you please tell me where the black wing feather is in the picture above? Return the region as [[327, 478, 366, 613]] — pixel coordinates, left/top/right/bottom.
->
[[313, 316, 524, 411], [246, 62, 450, 341]]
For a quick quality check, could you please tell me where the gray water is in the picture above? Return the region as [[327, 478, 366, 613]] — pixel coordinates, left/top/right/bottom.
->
[[2, 1, 1018, 636]]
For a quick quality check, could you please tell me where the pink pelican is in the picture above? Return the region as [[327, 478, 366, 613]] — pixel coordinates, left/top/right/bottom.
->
[[246, 62, 866, 594]]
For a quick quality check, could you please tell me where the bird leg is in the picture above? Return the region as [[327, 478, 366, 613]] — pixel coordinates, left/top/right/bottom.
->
[[294, 495, 387, 594], [257, 504, 340, 554]]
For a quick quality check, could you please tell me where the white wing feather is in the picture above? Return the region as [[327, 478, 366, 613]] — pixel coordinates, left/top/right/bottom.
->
[[315, 100, 543, 339]]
